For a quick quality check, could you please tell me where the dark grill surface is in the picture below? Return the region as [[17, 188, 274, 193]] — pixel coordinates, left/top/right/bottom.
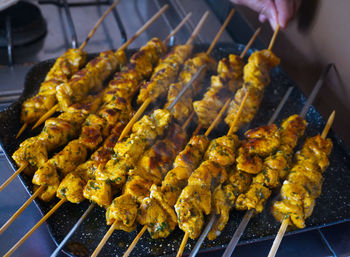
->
[[0, 44, 349, 257]]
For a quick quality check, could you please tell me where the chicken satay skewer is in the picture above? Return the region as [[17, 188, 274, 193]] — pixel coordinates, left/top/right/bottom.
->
[[192, 26, 261, 134], [31, 4, 170, 130], [176, 90, 250, 257], [117, 10, 211, 142], [1, 15, 190, 254], [16, 0, 122, 138], [188, 86, 293, 257], [221, 64, 334, 257], [0, 5, 171, 194], [267, 110, 335, 257]]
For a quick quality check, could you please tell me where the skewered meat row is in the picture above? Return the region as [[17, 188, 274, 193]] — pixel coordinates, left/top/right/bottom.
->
[[12, 95, 102, 175], [21, 49, 87, 125], [106, 120, 187, 232], [175, 135, 240, 239], [235, 115, 306, 213], [165, 53, 216, 123], [272, 134, 333, 229], [208, 115, 306, 240], [83, 109, 172, 208], [193, 54, 244, 128], [139, 135, 210, 238], [31, 38, 167, 202], [57, 50, 127, 112], [225, 50, 280, 132], [136, 44, 193, 105]]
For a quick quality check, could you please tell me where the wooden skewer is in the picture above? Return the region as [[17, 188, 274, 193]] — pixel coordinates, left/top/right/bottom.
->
[[164, 12, 192, 45], [119, 4, 169, 51], [177, 231, 189, 257], [4, 198, 66, 257], [0, 164, 27, 192], [267, 110, 335, 257], [16, 123, 27, 139], [204, 98, 231, 137], [206, 9, 235, 55], [227, 89, 249, 135], [79, 0, 121, 50], [182, 110, 195, 130], [0, 185, 45, 235], [268, 24, 280, 51], [186, 11, 210, 45], [91, 221, 118, 257], [32, 104, 59, 129], [240, 27, 261, 59], [122, 225, 147, 257]]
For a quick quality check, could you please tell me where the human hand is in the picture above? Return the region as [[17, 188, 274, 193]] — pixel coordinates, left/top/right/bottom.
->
[[230, 0, 301, 29]]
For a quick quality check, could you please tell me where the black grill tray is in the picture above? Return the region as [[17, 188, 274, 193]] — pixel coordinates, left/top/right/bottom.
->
[[0, 43, 349, 257]]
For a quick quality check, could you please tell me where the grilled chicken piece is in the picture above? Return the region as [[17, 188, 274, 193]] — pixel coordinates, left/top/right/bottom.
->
[[175, 160, 227, 239], [225, 50, 280, 131], [204, 135, 239, 166], [165, 53, 216, 123], [137, 44, 193, 104], [235, 183, 271, 212], [83, 180, 112, 207], [32, 162, 60, 201], [193, 54, 243, 128], [208, 169, 251, 240]]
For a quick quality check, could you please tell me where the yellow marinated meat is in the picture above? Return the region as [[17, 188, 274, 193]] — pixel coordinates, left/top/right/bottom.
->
[[208, 169, 251, 240], [236, 146, 263, 174], [50, 140, 88, 176], [45, 48, 87, 81], [272, 134, 332, 228], [173, 135, 209, 169], [175, 160, 227, 239], [204, 135, 239, 166], [225, 50, 280, 131], [57, 173, 86, 203], [235, 183, 271, 212], [83, 180, 112, 207], [137, 44, 193, 104], [21, 49, 87, 124], [56, 50, 126, 111], [106, 194, 137, 232], [193, 54, 243, 128], [32, 162, 60, 201], [12, 137, 48, 175], [165, 53, 216, 123]]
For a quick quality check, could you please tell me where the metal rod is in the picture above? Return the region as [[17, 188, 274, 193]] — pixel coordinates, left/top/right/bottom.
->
[[50, 203, 96, 257], [167, 65, 205, 110], [267, 87, 293, 125], [6, 15, 13, 66], [62, 0, 78, 48], [317, 229, 338, 257], [300, 63, 334, 118], [222, 210, 254, 257], [189, 214, 216, 257], [109, 0, 127, 43], [39, 0, 111, 7]]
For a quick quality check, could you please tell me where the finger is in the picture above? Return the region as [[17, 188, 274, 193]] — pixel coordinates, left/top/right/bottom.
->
[[259, 13, 267, 23], [275, 0, 295, 28]]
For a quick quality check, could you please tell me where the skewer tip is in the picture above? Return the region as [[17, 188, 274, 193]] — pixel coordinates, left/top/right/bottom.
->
[[176, 232, 189, 257], [321, 110, 335, 139], [16, 123, 27, 138]]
